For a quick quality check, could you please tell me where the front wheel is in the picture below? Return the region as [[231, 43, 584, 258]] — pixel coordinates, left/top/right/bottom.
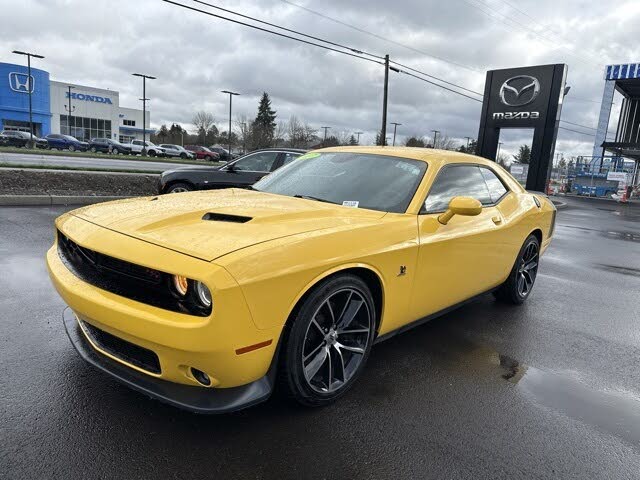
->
[[112, 148, 119, 155], [90, 147, 96, 153], [148, 150, 156, 157], [166, 182, 193, 194], [279, 274, 376, 407], [180, 152, 187, 159], [68, 145, 75, 152], [494, 234, 540, 305]]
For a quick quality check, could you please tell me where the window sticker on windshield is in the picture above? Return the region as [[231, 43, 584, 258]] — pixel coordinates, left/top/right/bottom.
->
[[342, 200, 359, 208], [298, 152, 321, 160], [394, 162, 421, 175]]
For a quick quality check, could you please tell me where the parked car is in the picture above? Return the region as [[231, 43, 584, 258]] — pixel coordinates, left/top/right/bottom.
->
[[0, 130, 48, 148], [50, 147, 557, 413], [129, 140, 166, 157], [45, 134, 89, 152], [208, 145, 235, 162], [184, 145, 220, 161], [88, 138, 132, 155], [158, 148, 306, 193], [159, 144, 195, 159]]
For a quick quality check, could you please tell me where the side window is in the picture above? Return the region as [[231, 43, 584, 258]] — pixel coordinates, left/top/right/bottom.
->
[[480, 168, 508, 203], [281, 152, 302, 167], [232, 151, 279, 172], [423, 165, 491, 213]]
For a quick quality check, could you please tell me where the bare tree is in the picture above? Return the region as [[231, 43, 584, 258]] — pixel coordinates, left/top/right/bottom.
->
[[192, 111, 216, 144], [436, 135, 457, 150], [274, 120, 288, 147]]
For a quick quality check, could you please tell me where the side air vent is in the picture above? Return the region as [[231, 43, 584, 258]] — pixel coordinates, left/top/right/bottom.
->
[[202, 212, 252, 223]]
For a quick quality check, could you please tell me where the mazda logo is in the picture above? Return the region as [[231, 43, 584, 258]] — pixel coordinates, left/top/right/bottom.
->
[[499, 76, 540, 107]]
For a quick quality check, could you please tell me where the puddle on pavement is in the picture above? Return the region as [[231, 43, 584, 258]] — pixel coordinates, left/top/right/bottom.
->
[[449, 341, 640, 446]]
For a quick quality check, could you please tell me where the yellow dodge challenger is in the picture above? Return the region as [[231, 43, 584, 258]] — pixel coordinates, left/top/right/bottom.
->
[[47, 146, 556, 413]]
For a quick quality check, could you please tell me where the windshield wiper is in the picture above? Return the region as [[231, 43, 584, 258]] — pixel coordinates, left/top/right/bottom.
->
[[293, 194, 337, 204]]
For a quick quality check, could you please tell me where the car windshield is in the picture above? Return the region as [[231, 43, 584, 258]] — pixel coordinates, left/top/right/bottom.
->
[[253, 152, 427, 213]]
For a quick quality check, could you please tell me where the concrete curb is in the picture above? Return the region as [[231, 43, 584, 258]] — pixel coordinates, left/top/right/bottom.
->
[[551, 199, 567, 210], [0, 195, 130, 206]]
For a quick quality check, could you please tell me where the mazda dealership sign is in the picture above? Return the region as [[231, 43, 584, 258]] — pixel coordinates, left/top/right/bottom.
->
[[477, 63, 568, 191]]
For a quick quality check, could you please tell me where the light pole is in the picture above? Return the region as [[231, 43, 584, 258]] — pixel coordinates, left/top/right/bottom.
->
[[355, 131, 363, 145], [390, 122, 402, 146], [132, 73, 156, 156], [431, 130, 440, 148], [241, 122, 247, 154], [12, 50, 45, 147], [321, 126, 331, 146], [497, 142, 504, 160], [65, 86, 75, 136], [221, 90, 240, 156], [465, 136, 472, 150]]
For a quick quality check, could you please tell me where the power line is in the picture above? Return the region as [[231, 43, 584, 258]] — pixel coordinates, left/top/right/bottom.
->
[[161, 0, 384, 65], [397, 70, 484, 103], [560, 120, 598, 131], [191, 0, 384, 60], [279, 0, 484, 73], [389, 60, 484, 97], [558, 126, 596, 137]]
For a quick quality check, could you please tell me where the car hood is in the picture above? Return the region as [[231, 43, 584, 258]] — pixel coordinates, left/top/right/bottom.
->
[[70, 188, 386, 261]]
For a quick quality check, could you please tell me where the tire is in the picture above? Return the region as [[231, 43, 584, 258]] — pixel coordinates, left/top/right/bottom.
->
[[278, 274, 376, 407], [204, 155, 213, 161], [112, 148, 119, 155], [90, 147, 96, 153], [493, 234, 540, 305], [166, 182, 193, 194], [180, 152, 187, 159], [149, 150, 156, 157], [68, 145, 75, 152]]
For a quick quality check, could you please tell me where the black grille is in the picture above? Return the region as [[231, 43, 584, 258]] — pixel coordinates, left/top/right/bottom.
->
[[57, 230, 210, 316], [80, 320, 161, 374]]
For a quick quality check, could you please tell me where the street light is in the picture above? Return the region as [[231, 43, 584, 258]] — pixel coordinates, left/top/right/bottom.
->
[[497, 141, 504, 160], [354, 131, 363, 145], [241, 122, 247, 154], [132, 73, 156, 156], [390, 122, 402, 146], [431, 130, 440, 149], [221, 90, 240, 156], [321, 126, 331, 145], [12, 50, 45, 148], [465, 136, 473, 150], [64, 86, 75, 136]]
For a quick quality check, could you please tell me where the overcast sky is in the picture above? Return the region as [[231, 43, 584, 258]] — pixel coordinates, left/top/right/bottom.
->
[[2, 0, 639, 160]]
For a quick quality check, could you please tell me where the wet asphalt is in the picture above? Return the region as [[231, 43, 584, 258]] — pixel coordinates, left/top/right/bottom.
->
[[1, 196, 639, 479]]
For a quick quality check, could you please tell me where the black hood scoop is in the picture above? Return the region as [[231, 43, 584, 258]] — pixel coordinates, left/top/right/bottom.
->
[[202, 212, 252, 223]]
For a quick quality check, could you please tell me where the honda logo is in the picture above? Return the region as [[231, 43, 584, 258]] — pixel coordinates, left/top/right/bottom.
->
[[9, 72, 34, 93], [499, 75, 540, 107]]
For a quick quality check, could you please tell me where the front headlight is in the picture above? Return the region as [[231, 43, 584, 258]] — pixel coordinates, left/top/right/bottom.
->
[[195, 281, 212, 308]]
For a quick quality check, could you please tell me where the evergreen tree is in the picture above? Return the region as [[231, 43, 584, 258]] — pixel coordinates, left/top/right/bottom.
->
[[405, 136, 425, 147], [252, 92, 277, 148], [348, 134, 358, 146], [513, 144, 531, 164]]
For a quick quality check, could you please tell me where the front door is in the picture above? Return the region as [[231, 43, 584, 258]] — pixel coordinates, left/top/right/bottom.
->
[[218, 151, 281, 188], [409, 164, 511, 319]]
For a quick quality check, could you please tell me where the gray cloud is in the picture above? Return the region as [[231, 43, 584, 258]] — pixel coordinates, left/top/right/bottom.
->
[[2, 0, 639, 158]]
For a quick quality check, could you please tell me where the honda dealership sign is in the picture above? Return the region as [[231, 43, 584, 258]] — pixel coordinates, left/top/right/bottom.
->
[[477, 64, 567, 191]]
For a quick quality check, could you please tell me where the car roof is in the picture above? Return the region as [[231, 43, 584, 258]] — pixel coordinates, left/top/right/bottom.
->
[[316, 146, 496, 167]]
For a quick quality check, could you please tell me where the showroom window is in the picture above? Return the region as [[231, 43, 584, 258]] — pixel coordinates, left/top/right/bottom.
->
[[123, 119, 136, 126], [60, 115, 112, 141], [119, 135, 135, 143]]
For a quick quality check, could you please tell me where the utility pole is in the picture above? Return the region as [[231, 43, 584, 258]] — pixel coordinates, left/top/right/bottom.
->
[[497, 141, 504, 160], [390, 122, 402, 146], [241, 122, 247, 154], [465, 136, 472, 150], [65, 85, 75, 136], [321, 126, 331, 145], [355, 131, 363, 145], [132, 73, 156, 156], [431, 130, 440, 149], [12, 50, 44, 147], [381, 54, 389, 146], [221, 90, 240, 156]]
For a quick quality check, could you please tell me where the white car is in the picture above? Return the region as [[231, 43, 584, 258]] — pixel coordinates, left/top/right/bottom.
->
[[129, 140, 166, 157], [159, 144, 195, 159]]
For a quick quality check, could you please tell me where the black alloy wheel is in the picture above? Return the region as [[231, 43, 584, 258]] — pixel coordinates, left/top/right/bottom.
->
[[279, 274, 375, 406], [494, 234, 540, 304]]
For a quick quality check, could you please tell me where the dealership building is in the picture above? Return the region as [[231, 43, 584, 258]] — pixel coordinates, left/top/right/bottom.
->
[[0, 62, 152, 143]]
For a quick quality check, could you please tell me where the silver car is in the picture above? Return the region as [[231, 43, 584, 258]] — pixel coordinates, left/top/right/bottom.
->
[[160, 144, 195, 159]]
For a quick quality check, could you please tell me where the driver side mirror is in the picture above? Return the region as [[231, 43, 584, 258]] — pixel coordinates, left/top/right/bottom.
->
[[226, 162, 237, 172], [437, 196, 482, 225]]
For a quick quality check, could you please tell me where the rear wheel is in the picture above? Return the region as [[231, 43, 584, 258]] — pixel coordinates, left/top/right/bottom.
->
[[68, 145, 75, 152], [279, 274, 375, 407], [166, 182, 193, 194], [494, 234, 540, 304], [90, 147, 97, 153], [112, 148, 119, 155]]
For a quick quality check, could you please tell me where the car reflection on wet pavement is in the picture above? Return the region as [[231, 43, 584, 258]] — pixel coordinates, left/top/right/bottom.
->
[[1, 195, 639, 479]]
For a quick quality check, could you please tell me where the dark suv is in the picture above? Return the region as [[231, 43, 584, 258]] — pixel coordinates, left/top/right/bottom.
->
[[208, 146, 235, 162], [184, 145, 220, 161], [0, 130, 48, 148], [158, 148, 306, 194], [88, 138, 132, 155]]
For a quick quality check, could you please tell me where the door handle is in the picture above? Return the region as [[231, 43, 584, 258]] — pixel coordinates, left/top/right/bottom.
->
[[492, 216, 502, 225]]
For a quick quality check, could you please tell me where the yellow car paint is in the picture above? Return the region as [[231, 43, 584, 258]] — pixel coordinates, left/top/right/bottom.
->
[[48, 146, 555, 394]]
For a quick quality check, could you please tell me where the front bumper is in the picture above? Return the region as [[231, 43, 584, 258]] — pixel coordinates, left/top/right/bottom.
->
[[63, 308, 276, 413]]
